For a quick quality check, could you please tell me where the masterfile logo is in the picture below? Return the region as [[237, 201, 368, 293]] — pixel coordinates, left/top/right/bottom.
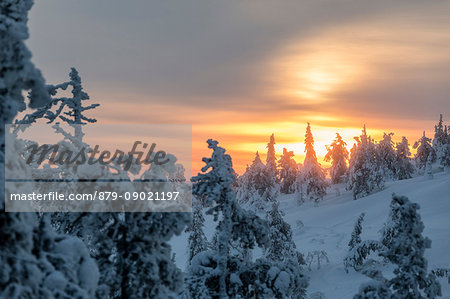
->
[[5, 123, 192, 213]]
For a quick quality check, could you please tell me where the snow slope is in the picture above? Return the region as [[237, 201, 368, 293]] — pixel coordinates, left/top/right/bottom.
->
[[171, 170, 450, 298]]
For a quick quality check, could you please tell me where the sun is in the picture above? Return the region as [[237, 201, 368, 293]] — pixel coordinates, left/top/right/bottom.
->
[[271, 40, 366, 103], [296, 69, 340, 99]]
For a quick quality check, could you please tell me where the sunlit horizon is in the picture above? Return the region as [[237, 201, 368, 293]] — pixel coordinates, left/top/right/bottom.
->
[[191, 121, 433, 176]]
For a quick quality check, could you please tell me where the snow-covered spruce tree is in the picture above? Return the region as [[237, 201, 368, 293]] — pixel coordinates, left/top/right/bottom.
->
[[236, 163, 253, 205], [191, 139, 244, 297], [426, 154, 434, 179], [377, 132, 397, 179], [0, 0, 49, 153], [0, 212, 99, 298], [0, 0, 49, 204], [236, 151, 278, 210], [278, 148, 298, 194], [17, 67, 103, 282], [16, 69, 101, 214], [190, 140, 268, 297], [21, 80, 187, 298], [413, 131, 436, 173], [347, 125, 384, 200], [2, 135, 98, 297], [0, 2, 98, 297], [324, 133, 349, 184], [48, 149, 187, 297], [33, 215, 99, 297], [16, 67, 99, 140], [354, 278, 392, 299], [303, 123, 318, 168], [243, 234, 308, 297], [344, 240, 384, 274], [116, 212, 190, 298], [299, 123, 327, 203], [167, 163, 192, 208], [249, 256, 308, 299], [265, 201, 304, 265], [62, 212, 189, 298], [263, 202, 309, 299], [381, 195, 441, 298], [139, 151, 186, 209], [447, 124, 450, 169], [260, 133, 281, 203], [355, 195, 441, 298], [236, 152, 263, 205], [12, 68, 98, 208], [18, 70, 188, 296], [394, 136, 415, 180], [432, 268, 450, 284], [348, 212, 365, 250], [50, 171, 189, 298], [204, 200, 309, 299], [191, 140, 306, 298], [266, 133, 279, 181], [186, 201, 209, 263], [343, 212, 384, 272], [433, 114, 450, 169]]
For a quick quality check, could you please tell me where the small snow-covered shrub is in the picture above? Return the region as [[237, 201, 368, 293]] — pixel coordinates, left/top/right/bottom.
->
[[306, 251, 329, 270]]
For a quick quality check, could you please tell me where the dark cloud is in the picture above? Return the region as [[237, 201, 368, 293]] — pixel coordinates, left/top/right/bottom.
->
[[28, 1, 429, 93], [27, 0, 449, 133]]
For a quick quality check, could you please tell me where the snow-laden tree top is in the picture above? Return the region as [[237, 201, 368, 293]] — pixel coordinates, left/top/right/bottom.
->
[[1, 0, 50, 152], [16, 68, 99, 125]]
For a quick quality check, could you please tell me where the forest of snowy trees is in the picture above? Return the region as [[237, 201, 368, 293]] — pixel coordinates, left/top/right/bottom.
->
[[1, 1, 450, 298], [237, 118, 449, 207]]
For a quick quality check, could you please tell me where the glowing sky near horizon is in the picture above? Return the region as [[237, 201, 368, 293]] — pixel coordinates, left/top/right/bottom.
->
[[24, 0, 450, 175]]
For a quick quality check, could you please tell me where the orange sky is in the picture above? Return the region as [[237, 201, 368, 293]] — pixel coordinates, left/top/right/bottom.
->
[[88, 101, 438, 176], [24, 1, 450, 176]]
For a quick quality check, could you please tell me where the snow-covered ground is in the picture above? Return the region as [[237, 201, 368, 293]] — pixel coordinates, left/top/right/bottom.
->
[[171, 170, 450, 298]]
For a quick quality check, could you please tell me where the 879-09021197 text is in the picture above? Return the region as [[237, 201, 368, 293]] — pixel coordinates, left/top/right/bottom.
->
[[9, 191, 180, 201]]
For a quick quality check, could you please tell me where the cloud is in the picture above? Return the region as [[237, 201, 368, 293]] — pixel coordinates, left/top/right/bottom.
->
[[29, 0, 432, 101]]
